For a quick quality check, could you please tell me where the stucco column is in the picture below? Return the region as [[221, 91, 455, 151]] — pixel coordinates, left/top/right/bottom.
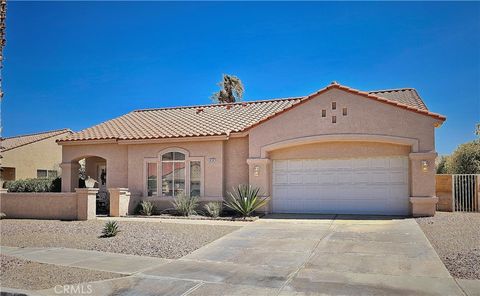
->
[[409, 152, 438, 217], [109, 188, 131, 217], [247, 158, 271, 212], [75, 188, 98, 220], [60, 162, 80, 192]]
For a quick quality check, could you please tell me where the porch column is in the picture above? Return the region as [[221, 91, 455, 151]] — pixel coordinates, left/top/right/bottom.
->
[[109, 188, 131, 217], [60, 162, 80, 192], [75, 188, 98, 220], [409, 152, 438, 217], [247, 158, 272, 213]]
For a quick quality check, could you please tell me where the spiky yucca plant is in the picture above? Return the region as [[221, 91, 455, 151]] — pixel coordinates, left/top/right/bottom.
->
[[102, 220, 120, 238], [172, 194, 199, 216], [204, 202, 222, 218], [139, 201, 154, 216], [224, 185, 269, 218]]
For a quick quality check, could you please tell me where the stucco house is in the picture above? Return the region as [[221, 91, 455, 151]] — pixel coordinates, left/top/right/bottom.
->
[[57, 82, 446, 216], [1, 129, 72, 183]]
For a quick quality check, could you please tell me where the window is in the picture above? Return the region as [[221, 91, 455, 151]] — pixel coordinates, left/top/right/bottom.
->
[[161, 152, 186, 197], [145, 150, 203, 197], [146, 163, 157, 197], [37, 170, 47, 178], [342, 108, 347, 116], [190, 161, 201, 197], [321, 109, 326, 117], [332, 116, 336, 123], [332, 102, 336, 110], [37, 170, 57, 178]]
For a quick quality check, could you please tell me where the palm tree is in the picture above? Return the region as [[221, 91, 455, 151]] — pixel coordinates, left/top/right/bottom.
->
[[211, 74, 244, 103]]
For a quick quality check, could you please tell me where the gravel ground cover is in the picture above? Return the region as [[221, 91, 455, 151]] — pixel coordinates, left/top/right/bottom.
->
[[0, 219, 240, 259], [416, 212, 480, 280], [0, 254, 123, 290]]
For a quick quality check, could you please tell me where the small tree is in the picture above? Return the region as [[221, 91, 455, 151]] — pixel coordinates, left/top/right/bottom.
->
[[211, 74, 244, 103], [436, 155, 449, 174], [445, 141, 480, 174]]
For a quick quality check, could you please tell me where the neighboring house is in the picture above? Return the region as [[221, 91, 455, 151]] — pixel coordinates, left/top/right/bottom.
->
[[57, 82, 446, 216], [1, 129, 72, 183]]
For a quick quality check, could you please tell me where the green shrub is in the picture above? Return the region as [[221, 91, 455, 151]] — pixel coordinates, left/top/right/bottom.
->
[[445, 141, 480, 174], [172, 195, 198, 216], [204, 202, 222, 218], [101, 220, 120, 237], [139, 201, 155, 216], [5, 177, 61, 192], [224, 185, 269, 218], [436, 156, 449, 174]]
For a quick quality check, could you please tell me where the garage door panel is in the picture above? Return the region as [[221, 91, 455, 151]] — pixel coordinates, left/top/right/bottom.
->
[[273, 160, 289, 172], [304, 173, 318, 184], [288, 160, 303, 171], [288, 173, 303, 184], [272, 156, 409, 215]]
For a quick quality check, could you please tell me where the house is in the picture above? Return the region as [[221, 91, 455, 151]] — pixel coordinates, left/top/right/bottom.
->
[[1, 129, 72, 183], [57, 82, 446, 216]]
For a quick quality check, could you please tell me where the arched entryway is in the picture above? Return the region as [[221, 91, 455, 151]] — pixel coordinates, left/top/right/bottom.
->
[[61, 156, 108, 215]]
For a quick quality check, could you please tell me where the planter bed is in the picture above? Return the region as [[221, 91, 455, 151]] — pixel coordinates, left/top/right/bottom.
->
[[416, 212, 480, 280], [127, 214, 261, 222], [0, 219, 240, 259]]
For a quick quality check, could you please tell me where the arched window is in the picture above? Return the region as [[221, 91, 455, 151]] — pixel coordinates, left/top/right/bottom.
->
[[144, 149, 203, 198], [161, 152, 186, 197]]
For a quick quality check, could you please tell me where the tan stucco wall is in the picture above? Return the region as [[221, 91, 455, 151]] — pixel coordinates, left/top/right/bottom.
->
[[436, 174, 453, 211], [269, 141, 411, 160], [1, 133, 68, 180], [248, 88, 438, 158], [62, 144, 128, 190], [126, 140, 224, 198], [223, 136, 249, 195], [0, 192, 77, 220], [247, 88, 440, 206], [0, 188, 98, 220], [61, 138, 251, 212]]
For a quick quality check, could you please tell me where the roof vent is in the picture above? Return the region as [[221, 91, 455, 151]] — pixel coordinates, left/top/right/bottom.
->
[[196, 108, 204, 114], [226, 105, 231, 110], [242, 102, 247, 107], [330, 81, 338, 85]]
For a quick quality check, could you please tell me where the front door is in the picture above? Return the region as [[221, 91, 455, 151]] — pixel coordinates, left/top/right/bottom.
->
[[97, 164, 108, 214]]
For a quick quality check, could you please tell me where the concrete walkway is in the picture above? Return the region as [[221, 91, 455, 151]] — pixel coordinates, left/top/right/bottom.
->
[[0, 246, 171, 275], [2, 215, 478, 295]]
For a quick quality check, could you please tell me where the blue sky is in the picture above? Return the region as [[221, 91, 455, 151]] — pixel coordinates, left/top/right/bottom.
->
[[3, 1, 479, 154]]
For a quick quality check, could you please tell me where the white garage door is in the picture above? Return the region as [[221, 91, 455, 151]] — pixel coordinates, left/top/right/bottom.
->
[[272, 157, 409, 215]]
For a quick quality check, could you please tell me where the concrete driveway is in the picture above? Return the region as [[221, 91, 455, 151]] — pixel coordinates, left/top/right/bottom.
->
[[37, 215, 467, 295], [108, 215, 465, 295]]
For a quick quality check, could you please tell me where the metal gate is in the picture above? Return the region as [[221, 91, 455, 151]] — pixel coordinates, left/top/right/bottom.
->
[[453, 174, 479, 212]]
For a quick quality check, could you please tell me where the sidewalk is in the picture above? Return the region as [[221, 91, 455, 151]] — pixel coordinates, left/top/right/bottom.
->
[[0, 246, 170, 275]]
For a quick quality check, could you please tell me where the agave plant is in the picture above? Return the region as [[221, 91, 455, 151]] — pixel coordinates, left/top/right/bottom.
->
[[204, 202, 222, 218], [102, 220, 120, 238], [224, 185, 269, 218], [139, 201, 154, 216], [172, 194, 199, 216]]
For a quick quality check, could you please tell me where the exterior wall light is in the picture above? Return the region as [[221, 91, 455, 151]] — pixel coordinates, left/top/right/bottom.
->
[[254, 165, 260, 177], [421, 160, 429, 172]]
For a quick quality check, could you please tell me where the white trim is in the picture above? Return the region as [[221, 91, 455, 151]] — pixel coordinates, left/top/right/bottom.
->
[[157, 147, 190, 159], [143, 157, 158, 197], [143, 149, 205, 198]]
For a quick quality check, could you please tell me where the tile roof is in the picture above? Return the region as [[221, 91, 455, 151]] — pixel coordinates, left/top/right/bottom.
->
[[369, 88, 427, 110], [61, 83, 445, 143], [1, 129, 72, 152]]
